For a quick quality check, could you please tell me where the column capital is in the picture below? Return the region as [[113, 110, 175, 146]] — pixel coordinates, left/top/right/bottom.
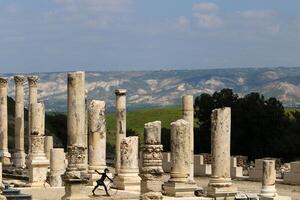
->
[[14, 75, 25, 85], [27, 75, 39, 87], [0, 77, 8, 88], [115, 89, 127, 96]]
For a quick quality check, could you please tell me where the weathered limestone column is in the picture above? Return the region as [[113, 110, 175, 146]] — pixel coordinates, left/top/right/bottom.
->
[[13, 75, 26, 168], [115, 89, 126, 174], [0, 163, 7, 200], [62, 71, 90, 200], [50, 148, 65, 187], [206, 107, 236, 198], [114, 136, 141, 191], [88, 100, 107, 185], [44, 136, 53, 160], [27, 75, 39, 153], [163, 119, 197, 197], [259, 160, 277, 198], [140, 121, 164, 200], [0, 77, 11, 165], [28, 102, 50, 187], [182, 95, 194, 182]]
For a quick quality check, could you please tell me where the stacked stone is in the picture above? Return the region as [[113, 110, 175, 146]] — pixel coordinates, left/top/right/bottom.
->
[[114, 136, 141, 191], [50, 148, 65, 187], [140, 121, 164, 200], [27, 76, 39, 153], [61, 71, 90, 200], [27, 102, 50, 187], [182, 95, 194, 182], [88, 100, 108, 185], [13, 75, 26, 168], [115, 89, 127, 175], [206, 107, 236, 198], [44, 136, 53, 160], [0, 77, 11, 165], [163, 119, 197, 197]]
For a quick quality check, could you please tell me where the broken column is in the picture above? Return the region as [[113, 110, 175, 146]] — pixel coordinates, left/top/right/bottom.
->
[[163, 119, 197, 197], [114, 136, 141, 191], [140, 121, 164, 199], [27, 75, 39, 153], [13, 75, 26, 168], [44, 136, 53, 160], [62, 71, 90, 200], [27, 102, 50, 187], [259, 159, 277, 198], [0, 77, 11, 165], [88, 100, 107, 185], [182, 95, 194, 182], [115, 89, 127, 174], [206, 107, 236, 198], [50, 148, 65, 187]]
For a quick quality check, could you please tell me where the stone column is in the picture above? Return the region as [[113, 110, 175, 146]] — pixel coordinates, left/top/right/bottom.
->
[[115, 89, 126, 174], [62, 71, 90, 200], [50, 148, 66, 187], [163, 119, 197, 197], [0, 163, 7, 200], [88, 100, 107, 185], [44, 136, 53, 160], [28, 102, 50, 187], [182, 95, 194, 182], [13, 75, 26, 168], [27, 75, 39, 153], [0, 77, 11, 165], [140, 121, 164, 199], [259, 160, 277, 198], [206, 107, 236, 198], [114, 136, 141, 191]]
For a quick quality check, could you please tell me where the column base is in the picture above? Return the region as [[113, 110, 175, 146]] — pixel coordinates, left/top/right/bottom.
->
[[205, 185, 237, 198], [258, 196, 291, 200], [141, 179, 163, 194], [114, 172, 141, 191], [140, 192, 163, 200], [259, 185, 277, 198], [61, 180, 90, 200], [0, 150, 11, 166], [27, 156, 50, 187], [13, 151, 26, 168], [50, 170, 65, 187], [163, 181, 198, 197]]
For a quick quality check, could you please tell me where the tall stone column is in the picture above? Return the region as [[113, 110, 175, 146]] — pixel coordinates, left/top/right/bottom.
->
[[0, 77, 11, 165], [140, 121, 164, 200], [114, 136, 141, 191], [182, 95, 194, 182], [259, 159, 277, 198], [44, 136, 53, 160], [206, 107, 236, 198], [13, 75, 26, 168], [163, 119, 197, 197], [115, 89, 126, 174], [88, 100, 107, 185], [27, 75, 39, 153], [50, 148, 66, 187], [28, 102, 50, 187], [62, 71, 90, 200]]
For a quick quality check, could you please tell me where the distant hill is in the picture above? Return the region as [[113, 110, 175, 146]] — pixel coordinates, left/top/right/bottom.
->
[[4, 67, 300, 112]]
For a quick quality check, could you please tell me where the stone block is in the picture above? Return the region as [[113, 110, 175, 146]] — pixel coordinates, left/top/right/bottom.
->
[[231, 166, 243, 178], [206, 185, 237, 198], [194, 164, 211, 176], [114, 173, 141, 191], [249, 168, 263, 181], [28, 158, 50, 187], [162, 152, 171, 173], [61, 181, 90, 200], [283, 171, 300, 185], [290, 161, 300, 173], [141, 179, 163, 194], [163, 182, 198, 197], [259, 196, 291, 200]]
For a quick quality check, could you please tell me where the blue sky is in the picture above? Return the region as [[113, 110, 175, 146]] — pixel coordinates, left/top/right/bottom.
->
[[0, 0, 299, 73]]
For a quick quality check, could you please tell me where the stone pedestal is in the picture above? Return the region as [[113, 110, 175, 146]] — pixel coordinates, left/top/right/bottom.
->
[[249, 159, 264, 181], [44, 136, 53, 160], [62, 71, 90, 200], [231, 157, 243, 179], [114, 136, 141, 191], [194, 155, 211, 176], [27, 103, 50, 187], [27, 75, 39, 154], [162, 152, 171, 173], [0, 77, 11, 165], [50, 148, 66, 187], [163, 119, 197, 197], [13, 75, 26, 168], [284, 161, 300, 185], [182, 95, 194, 182], [87, 100, 107, 186], [115, 89, 127, 175], [140, 121, 164, 199], [206, 107, 237, 198]]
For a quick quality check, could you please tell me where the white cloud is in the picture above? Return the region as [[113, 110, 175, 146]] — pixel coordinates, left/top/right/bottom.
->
[[239, 10, 276, 19], [176, 16, 190, 30], [193, 2, 218, 13], [193, 13, 222, 29]]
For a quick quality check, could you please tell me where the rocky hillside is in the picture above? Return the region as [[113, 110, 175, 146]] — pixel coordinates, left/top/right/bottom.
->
[[4, 67, 300, 112]]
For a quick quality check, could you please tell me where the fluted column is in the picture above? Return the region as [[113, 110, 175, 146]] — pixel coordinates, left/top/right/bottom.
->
[[13, 75, 26, 168], [182, 95, 194, 181], [0, 77, 11, 165], [115, 89, 126, 174], [27, 75, 39, 153], [88, 100, 107, 184]]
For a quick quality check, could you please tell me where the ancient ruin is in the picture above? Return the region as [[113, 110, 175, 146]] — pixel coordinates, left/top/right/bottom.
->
[[50, 148, 66, 187]]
